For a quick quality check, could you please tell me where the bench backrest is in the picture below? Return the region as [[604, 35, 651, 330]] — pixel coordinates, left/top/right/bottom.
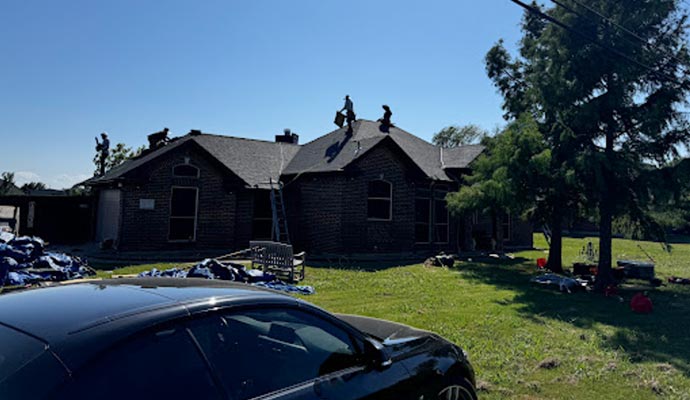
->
[[249, 241, 294, 266]]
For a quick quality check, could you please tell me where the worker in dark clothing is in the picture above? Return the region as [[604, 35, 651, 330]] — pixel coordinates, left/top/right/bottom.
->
[[340, 95, 356, 131], [378, 104, 393, 133], [95, 132, 110, 176], [148, 127, 170, 150]]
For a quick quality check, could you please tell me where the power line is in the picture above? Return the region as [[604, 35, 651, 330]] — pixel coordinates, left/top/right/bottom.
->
[[552, 0, 688, 73], [508, 0, 679, 83]]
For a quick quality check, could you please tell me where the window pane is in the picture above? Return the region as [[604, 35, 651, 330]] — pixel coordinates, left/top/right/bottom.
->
[[188, 308, 359, 400], [52, 326, 220, 400], [171, 188, 197, 217], [434, 225, 449, 243], [415, 223, 429, 243], [415, 198, 430, 224], [368, 199, 390, 220], [435, 200, 448, 224], [170, 218, 195, 241], [368, 180, 390, 198], [173, 164, 199, 177]]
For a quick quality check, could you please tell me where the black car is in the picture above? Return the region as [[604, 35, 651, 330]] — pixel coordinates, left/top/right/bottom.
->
[[0, 278, 476, 400]]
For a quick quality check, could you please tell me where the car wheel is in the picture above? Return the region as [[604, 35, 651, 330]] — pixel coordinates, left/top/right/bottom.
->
[[437, 378, 476, 400]]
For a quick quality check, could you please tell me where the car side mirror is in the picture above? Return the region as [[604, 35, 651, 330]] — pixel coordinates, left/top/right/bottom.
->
[[363, 337, 392, 370]]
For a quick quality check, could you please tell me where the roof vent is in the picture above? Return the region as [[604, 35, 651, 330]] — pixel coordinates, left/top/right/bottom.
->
[[275, 128, 299, 144], [189, 129, 202, 136]]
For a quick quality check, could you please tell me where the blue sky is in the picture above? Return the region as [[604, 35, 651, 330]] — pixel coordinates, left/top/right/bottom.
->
[[1, 0, 524, 189]]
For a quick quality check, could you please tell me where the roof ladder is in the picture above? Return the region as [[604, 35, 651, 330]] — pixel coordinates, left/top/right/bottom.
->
[[269, 178, 290, 244]]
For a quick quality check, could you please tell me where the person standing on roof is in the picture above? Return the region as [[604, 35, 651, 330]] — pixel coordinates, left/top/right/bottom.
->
[[340, 95, 356, 130], [95, 132, 110, 176], [378, 104, 393, 133]]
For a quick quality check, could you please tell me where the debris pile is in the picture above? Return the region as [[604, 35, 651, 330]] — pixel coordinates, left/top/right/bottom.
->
[[138, 258, 315, 295], [0, 233, 95, 288]]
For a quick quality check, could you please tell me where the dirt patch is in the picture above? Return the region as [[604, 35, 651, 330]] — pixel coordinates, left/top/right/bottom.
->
[[537, 357, 561, 369]]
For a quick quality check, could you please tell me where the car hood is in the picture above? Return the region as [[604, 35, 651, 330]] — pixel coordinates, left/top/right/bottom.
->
[[335, 314, 433, 343]]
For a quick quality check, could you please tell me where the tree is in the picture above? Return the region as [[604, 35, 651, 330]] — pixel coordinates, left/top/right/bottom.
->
[[0, 172, 20, 195], [447, 115, 550, 255], [486, 1, 690, 285], [20, 182, 47, 192], [432, 124, 488, 148], [93, 143, 145, 176]]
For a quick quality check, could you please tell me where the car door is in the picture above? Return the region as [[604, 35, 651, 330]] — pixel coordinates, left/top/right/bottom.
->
[[186, 305, 412, 400]]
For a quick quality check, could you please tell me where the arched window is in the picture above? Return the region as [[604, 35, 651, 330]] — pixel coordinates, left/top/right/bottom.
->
[[367, 180, 392, 221], [173, 164, 199, 178]]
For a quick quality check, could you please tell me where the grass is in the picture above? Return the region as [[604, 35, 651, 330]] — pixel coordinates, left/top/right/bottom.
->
[[97, 235, 690, 399]]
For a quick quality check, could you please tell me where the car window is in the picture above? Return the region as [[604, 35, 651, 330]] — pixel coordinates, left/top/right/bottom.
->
[[50, 325, 221, 400], [188, 307, 362, 400]]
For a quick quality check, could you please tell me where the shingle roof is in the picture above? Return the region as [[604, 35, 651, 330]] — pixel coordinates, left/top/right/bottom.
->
[[83, 121, 483, 188], [441, 144, 485, 169], [83, 134, 300, 189], [193, 134, 300, 189], [283, 120, 483, 181]]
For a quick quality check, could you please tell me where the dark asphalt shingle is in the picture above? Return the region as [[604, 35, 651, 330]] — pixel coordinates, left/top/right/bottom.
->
[[83, 121, 483, 187]]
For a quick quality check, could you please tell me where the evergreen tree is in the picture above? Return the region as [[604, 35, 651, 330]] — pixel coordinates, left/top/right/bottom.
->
[[487, 1, 690, 284]]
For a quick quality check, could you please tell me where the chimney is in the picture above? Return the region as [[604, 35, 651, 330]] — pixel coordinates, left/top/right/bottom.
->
[[275, 128, 299, 144]]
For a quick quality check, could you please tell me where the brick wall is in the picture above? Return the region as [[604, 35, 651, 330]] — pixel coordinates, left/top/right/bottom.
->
[[117, 144, 244, 250]]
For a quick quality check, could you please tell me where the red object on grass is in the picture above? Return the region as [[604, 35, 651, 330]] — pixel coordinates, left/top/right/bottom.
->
[[536, 258, 547, 268], [630, 292, 653, 313]]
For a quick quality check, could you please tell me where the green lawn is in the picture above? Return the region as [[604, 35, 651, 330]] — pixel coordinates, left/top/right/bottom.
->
[[99, 235, 690, 399]]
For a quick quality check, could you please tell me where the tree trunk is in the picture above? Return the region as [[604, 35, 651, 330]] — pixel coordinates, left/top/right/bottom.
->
[[546, 212, 564, 273], [596, 106, 616, 291]]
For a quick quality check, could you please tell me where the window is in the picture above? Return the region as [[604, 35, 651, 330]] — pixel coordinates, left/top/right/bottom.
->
[[416, 186, 449, 244], [169, 187, 198, 241], [415, 187, 431, 243], [188, 307, 361, 400], [367, 180, 392, 220], [51, 325, 221, 400], [433, 189, 449, 244], [252, 190, 272, 240], [173, 164, 199, 178], [502, 212, 511, 241]]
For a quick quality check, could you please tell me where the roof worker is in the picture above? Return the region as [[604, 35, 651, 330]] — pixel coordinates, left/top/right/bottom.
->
[[95, 132, 110, 176], [340, 95, 356, 132], [378, 104, 393, 133]]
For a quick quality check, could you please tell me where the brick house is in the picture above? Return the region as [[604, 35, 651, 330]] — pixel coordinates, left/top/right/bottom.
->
[[85, 120, 532, 254]]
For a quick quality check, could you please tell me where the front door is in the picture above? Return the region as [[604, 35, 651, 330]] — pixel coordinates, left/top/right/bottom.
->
[[95, 189, 120, 244]]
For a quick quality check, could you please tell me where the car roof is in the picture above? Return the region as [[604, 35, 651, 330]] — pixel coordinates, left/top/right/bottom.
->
[[0, 278, 295, 368]]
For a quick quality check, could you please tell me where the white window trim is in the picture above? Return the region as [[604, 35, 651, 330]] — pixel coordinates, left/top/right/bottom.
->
[[172, 163, 200, 178], [367, 180, 393, 221], [168, 186, 199, 242]]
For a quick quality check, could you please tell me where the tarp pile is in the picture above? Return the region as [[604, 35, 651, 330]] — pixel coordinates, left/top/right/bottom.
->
[[138, 258, 315, 295], [0, 233, 95, 288]]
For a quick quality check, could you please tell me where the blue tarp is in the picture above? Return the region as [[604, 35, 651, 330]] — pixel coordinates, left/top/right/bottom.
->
[[138, 258, 314, 295], [0, 236, 95, 288]]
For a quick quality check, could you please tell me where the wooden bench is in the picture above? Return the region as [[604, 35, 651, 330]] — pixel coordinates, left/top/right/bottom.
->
[[249, 241, 306, 282]]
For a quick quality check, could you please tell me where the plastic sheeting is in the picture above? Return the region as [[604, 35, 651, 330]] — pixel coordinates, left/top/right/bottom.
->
[[138, 258, 314, 295], [0, 236, 95, 287]]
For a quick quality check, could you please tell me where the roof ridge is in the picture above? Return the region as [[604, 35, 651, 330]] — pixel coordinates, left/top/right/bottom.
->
[[195, 132, 301, 146]]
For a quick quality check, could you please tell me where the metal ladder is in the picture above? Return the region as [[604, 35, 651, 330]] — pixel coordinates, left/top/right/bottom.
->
[[269, 178, 290, 243]]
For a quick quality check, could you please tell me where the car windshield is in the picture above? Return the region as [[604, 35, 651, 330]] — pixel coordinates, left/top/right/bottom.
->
[[0, 324, 46, 381]]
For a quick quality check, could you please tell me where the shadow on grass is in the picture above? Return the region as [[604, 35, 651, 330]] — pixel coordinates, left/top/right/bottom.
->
[[459, 260, 690, 376]]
